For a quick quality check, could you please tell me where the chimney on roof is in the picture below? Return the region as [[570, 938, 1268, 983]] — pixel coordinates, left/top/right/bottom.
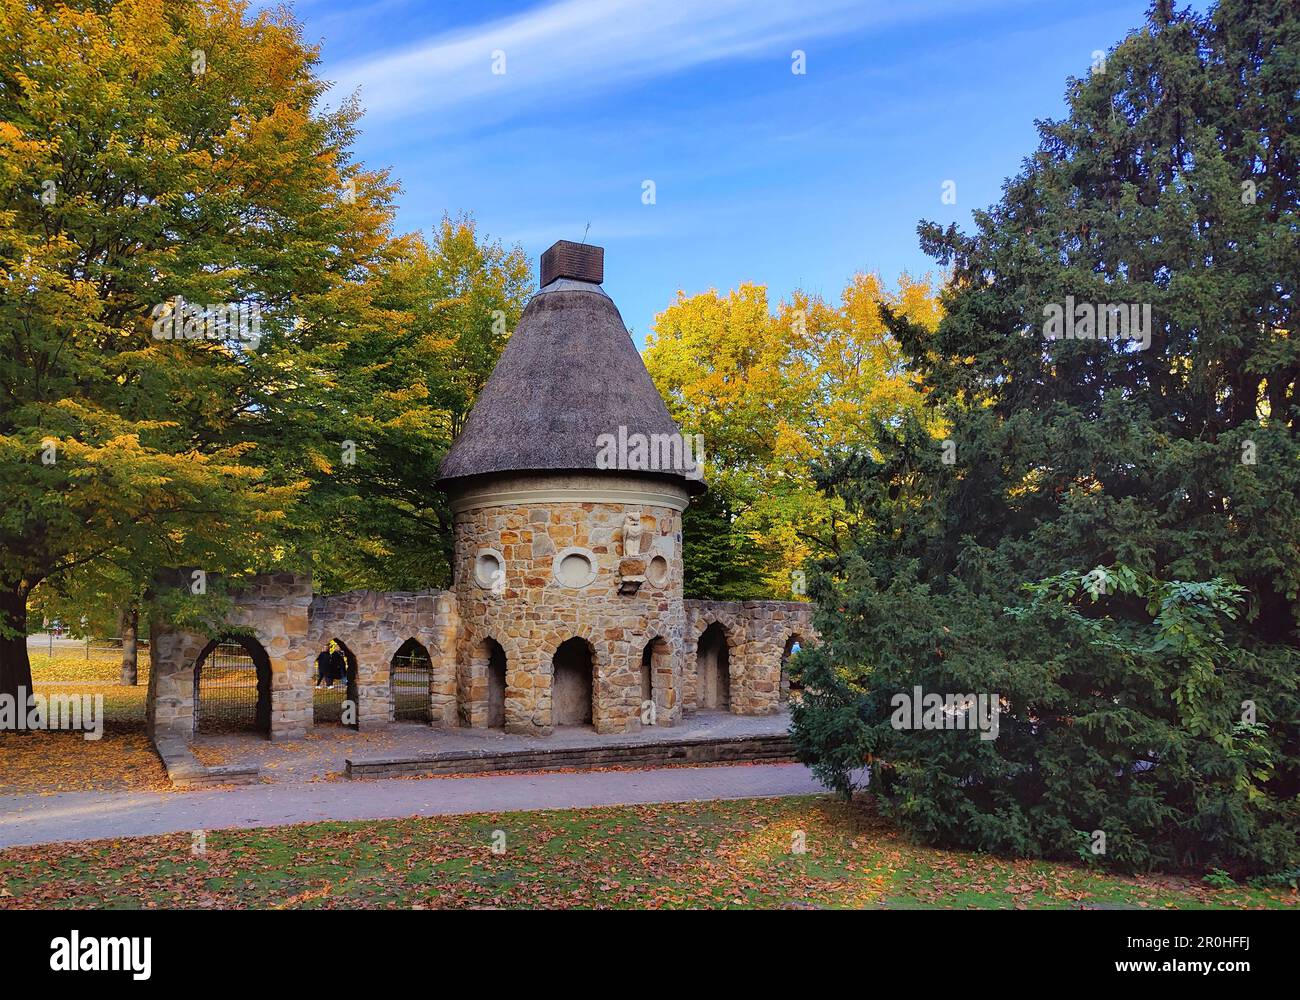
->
[[541, 240, 604, 287]]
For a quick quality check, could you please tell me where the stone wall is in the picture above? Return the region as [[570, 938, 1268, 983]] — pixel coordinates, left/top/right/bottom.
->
[[146, 572, 314, 742], [307, 590, 458, 728], [146, 572, 459, 743], [684, 599, 817, 716], [144, 562, 815, 749]]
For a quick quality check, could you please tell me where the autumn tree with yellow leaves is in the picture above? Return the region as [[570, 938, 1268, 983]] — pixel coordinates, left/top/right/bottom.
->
[[0, 0, 458, 702], [645, 272, 943, 598]]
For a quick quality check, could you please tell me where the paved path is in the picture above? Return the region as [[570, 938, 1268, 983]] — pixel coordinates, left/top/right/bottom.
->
[[0, 763, 823, 849], [192, 709, 791, 783]]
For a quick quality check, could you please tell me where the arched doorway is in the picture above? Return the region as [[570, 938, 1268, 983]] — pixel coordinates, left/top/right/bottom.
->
[[484, 638, 507, 729], [640, 637, 670, 724], [194, 636, 272, 736], [391, 638, 433, 722], [313, 638, 358, 727], [552, 637, 594, 728], [780, 634, 805, 705], [696, 622, 730, 711]]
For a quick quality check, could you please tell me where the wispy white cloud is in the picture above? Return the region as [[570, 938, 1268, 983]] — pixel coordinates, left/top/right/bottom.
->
[[327, 0, 980, 127]]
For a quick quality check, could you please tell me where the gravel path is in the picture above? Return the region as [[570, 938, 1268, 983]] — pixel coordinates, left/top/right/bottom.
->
[[0, 762, 823, 849]]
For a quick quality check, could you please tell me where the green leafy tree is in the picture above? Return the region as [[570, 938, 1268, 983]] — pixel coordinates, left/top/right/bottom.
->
[[0, 0, 405, 704], [28, 562, 147, 682], [297, 215, 531, 593]]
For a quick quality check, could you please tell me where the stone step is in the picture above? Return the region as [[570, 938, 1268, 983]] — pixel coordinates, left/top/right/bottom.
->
[[345, 733, 796, 779], [154, 736, 261, 788]]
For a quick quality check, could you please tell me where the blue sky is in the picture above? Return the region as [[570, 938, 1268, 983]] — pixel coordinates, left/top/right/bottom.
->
[[275, 0, 1174, 342]]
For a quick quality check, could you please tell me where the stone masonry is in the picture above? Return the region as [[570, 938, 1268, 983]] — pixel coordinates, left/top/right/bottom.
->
[[144, 576, 813, 745], [307, 590, 459, 729], [147, 572, 313, 743], [684, 599, 817, 715], [452, 492, 686, 737]]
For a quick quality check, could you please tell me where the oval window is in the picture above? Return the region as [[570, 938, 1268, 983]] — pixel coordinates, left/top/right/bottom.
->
[[646, 555, 669, 587]]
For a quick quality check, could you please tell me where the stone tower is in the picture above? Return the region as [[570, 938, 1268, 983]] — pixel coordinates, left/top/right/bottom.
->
[[437, 241, 705, 735]]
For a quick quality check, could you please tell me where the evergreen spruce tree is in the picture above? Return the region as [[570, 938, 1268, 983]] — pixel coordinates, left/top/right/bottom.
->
[[793, 0, 1300, 874]]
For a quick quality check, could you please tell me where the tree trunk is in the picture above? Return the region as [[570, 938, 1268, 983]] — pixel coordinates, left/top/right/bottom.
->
[[0, 583, 34, 718], [119, 604, 138, 685]]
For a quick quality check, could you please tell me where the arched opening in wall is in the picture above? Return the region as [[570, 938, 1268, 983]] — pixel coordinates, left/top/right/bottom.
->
[[640, 638, 670, 724], [780, 635, 805, 705], [313, 638, 358, 727], [552, 637, 594, 728], [391, 638, 433, 723], [194, 636, 272, 736], [695, 623, 731, 711], [484, 638, 507, 729]]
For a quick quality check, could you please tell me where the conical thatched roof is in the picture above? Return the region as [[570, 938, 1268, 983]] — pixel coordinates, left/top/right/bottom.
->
[[437, 246, 705, 495]]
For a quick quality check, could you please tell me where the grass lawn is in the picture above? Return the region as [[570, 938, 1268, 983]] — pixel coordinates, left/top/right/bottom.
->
[[0, 651, 163, 794], [25, 650, 150, 726], [0, 796, 1293, 910], [28, 649, 151, 686]]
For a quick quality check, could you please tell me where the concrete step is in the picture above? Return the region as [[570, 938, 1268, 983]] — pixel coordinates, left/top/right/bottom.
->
[[346, 733, 796, 779]]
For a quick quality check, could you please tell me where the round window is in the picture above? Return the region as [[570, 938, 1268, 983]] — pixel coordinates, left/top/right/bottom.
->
[[553, 547, 598, 588], [474, 549, 504, 590]]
